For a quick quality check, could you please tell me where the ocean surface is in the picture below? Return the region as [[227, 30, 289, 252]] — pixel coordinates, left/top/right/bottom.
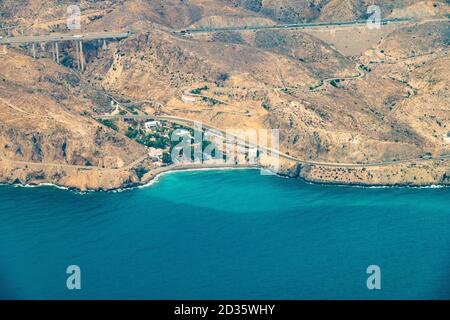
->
[[0, 169, 449, 299]]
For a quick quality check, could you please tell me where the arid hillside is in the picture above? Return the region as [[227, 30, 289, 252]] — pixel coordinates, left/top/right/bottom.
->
[[0, 0, 448, 188], [0, 48, 148, 190], [221, 0, 449, 23], [2, 0, 448, 30]]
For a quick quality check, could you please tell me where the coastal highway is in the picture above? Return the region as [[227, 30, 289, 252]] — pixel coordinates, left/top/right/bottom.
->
[[0, 31, 130, 45], [0, 153, 149, 172], [95, 114, 450, 168], [174, 17, 413, 35]]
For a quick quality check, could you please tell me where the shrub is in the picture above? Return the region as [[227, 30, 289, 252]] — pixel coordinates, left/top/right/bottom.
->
[[162, 152, 172, 164], [98, 119, 119, 131]]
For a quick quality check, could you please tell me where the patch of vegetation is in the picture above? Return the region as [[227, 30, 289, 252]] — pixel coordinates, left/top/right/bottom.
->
[[162, 152, 172, 164], [136, 133, 170, 149], [191, 85, 209, 95], [330, 79, 341, 88], [243, 0, 263, 12], [217, 73, 229, 82], [134, 167, 148, 179], [359, 64, 371, 72], [98, 119, 119, 131], [125, 127, 140, 139], [201, 96, 223, 107], [215, 73, 230, 86], [60, 54, 76, 69]]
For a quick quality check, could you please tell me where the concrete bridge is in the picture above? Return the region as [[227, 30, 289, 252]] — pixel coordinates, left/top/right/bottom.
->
[[0, 31, 130, 70]]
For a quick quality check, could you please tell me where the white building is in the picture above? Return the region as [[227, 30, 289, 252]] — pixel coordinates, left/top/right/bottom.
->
[[181, 95, 197, 103], [144, 120, 160, 130]]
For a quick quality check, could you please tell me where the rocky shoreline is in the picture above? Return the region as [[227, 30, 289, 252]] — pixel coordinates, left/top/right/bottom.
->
[[1, 160, 448, 193]]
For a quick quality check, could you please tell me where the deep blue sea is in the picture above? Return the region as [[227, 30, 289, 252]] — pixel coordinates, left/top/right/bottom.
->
[[0, 169, 449, 299]]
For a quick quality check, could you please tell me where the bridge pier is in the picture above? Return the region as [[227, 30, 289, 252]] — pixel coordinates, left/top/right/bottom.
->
[[79, 40, 85, 71], [74, 40, 85, 71], [47, 42, 60, 64], [31, 43, 36, 59], [55, 42, 60, 64], [75, 41, 80, 69]]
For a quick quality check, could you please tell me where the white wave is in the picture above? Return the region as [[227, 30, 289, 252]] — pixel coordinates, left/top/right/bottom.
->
[[2, 168, 447, 193], [138, 166, 259, 190], [13, 182, 70, 191]]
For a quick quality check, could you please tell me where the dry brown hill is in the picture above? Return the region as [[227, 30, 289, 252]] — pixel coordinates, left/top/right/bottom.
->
[[0, 48, 147, 190], [0, 0, 448, 188]]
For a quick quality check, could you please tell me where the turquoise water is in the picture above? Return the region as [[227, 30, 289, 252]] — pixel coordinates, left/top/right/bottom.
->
[[0, 169, 449, 299]]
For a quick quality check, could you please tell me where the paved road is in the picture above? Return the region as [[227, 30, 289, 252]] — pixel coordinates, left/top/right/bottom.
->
[[311, 64, 365, 91], [0, 31, 130, 45], [175, 17, 413, 35], [0, 156, 106, 170], [96, 114, 450, 168], [0, 153, 149, 172]]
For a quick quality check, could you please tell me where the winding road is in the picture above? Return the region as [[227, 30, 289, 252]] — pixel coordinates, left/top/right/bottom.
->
[[310, 64, 365, 91]]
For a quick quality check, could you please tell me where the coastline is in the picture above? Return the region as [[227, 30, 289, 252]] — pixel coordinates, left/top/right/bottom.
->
[[0, 164, 260, 193], [1, 162, 448, 193], [137, 165, 261, 189]]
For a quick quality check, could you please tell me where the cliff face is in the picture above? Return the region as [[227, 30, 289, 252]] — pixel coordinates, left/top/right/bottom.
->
[[0, 0, 448, 189], [0, 49, 147, 190]]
